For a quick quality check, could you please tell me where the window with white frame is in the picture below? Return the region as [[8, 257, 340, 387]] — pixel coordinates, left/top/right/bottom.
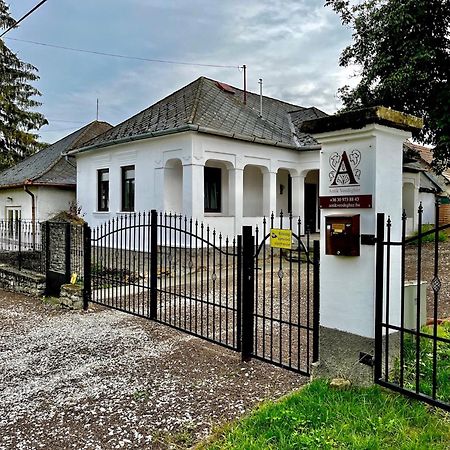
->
[[121, 165, 135, 212], [97, 168, 109, 211]]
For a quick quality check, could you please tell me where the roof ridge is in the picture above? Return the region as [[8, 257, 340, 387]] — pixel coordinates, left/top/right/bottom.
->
[[187, 76, 204, 124], [68, 121, 103, 151], [99, 77, 204, 134], [201, 76, 304, 110], [29, 122, 96, 181]]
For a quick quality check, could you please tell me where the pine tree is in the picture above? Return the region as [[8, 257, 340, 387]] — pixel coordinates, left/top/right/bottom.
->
[[326, 0, 450, 172], [0, 1, 47, 170]]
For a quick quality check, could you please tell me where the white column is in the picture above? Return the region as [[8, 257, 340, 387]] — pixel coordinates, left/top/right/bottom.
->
[[263, 171, 277, 217], [229, 168, 244, 235], [182, 163, 204, 221], [291, 174, 305, 233], [153, 167, 165, 212]]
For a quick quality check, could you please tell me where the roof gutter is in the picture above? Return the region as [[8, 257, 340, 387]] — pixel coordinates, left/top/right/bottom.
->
[[65, 124, 321, 156], [0, 182, 75, 190]]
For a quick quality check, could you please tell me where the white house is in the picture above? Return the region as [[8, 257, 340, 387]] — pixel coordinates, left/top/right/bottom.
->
[[0, 121, 112, 223], [68, 77, 328, 237], [403, 141, 450, 233]]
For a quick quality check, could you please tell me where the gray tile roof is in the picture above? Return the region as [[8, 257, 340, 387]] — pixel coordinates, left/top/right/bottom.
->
[[403, 142, 449, 193], [78, 77, 327, 152], [0, 121, 112, 188]]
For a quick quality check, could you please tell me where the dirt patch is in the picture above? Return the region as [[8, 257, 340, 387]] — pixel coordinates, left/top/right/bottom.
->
[[404, 241, 450, 319], [0, 290, 306, 449]]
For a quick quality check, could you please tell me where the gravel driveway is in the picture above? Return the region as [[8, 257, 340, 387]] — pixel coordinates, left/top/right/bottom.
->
[[0, 290, 306, 450]]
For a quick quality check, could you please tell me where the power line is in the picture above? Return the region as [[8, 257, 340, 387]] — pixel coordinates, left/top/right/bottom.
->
[[0, 0, 48, 38], [5, 37, 240, 69], [47, 118, 85, 124], [39, 126, 79, 133]]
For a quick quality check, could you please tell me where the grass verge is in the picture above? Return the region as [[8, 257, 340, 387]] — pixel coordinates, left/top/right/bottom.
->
[[392, 321, 450, 403], [199, 379, 450, 449]]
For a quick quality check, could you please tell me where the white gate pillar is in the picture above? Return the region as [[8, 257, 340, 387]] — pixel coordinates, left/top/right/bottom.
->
[[301, 107, 423, 384]]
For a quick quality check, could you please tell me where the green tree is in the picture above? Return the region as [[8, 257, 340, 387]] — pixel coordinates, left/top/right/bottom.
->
[[326, 0, 450, 172], [0, 1, 47, 170]]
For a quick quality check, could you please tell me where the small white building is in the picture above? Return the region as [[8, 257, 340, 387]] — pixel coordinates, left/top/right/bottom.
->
[[402, 141, 450, 233], [68, 77, 327, 237], [0, 121, 112, 223]]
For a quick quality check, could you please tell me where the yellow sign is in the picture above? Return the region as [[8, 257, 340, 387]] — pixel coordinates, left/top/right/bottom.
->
[[270, 228, 292, 249], [70, 272, 78, 284]]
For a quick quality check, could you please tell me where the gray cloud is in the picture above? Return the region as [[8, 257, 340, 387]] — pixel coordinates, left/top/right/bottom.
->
[[7, 0, 354, 142]]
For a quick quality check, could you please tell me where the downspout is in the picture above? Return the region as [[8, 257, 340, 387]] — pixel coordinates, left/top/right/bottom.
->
[[24, 181, 36, 250]]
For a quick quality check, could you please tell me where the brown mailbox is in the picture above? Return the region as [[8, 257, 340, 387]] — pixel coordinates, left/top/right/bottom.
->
[[325, 215, 360, 256]]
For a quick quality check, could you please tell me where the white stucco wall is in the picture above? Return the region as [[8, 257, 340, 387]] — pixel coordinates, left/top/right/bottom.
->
[[0, 186, 75, 221], [243, 165, 264, 217], [419, 191, 436, 225], [76, 130, 321, 237]]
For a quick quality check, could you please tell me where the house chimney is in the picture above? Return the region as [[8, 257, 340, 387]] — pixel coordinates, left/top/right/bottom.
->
[[259, 78, 263, 117]]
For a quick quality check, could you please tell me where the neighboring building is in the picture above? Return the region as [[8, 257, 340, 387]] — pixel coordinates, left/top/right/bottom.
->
[[68, 77, 327, 237], [403, 141, 450, 232], [0, 121, 112, 222]]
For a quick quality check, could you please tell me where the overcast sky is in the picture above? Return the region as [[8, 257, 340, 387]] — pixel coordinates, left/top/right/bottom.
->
[[6, 0, 356, 143]]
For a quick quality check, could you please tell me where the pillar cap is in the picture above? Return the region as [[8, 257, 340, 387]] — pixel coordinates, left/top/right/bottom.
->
[[300, 106, 423, 135]]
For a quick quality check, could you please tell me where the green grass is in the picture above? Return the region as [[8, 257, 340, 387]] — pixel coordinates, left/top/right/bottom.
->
[[392, 322, 450, 403], [200, 379, 450, 450]]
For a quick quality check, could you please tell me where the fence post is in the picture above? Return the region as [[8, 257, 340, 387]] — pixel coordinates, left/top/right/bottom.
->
[[374, 213, 385, 381], [45, 221, 50, 277], [18, 219, 22, 271], [241, 225, 254, 362], [312, 239, 320, 363], [65, 222, 71, 283], [150, 209, 158, 319], [83, 223, 91, 311], [236, 235, 242, 351]]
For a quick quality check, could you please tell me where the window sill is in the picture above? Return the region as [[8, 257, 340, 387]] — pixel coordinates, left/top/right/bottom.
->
[[204, 212, 231, 217], [93, 211, 110, 215]]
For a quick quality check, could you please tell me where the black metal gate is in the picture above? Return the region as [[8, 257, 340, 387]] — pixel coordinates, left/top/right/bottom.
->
[[375, 202, 450, 412], [87, 210, 319, 375], [241, 214, 319, 375]]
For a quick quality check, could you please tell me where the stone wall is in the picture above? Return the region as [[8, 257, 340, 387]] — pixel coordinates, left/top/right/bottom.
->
[[60, 283, 84, 310], [41, 222, 85, 279], [0, 264, 45, 297], [0, 251, 43, 273]]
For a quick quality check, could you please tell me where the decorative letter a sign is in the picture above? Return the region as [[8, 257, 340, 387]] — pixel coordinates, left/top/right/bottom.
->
[[329, 150, 361, 187]]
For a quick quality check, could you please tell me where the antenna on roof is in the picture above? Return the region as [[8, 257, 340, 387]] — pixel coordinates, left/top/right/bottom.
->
[[96, 98, 99, 121], [243, 64, 247, 105], [259, 78, 263, 117]]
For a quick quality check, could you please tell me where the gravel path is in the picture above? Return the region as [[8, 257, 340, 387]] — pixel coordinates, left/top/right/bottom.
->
[[0, 290, 306, 449]]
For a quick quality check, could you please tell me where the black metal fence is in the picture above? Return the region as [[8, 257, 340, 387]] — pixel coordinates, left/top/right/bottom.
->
[[375, 202, 450, 412], [0, 219, 44, 272], [88, 210, 320, 375]]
